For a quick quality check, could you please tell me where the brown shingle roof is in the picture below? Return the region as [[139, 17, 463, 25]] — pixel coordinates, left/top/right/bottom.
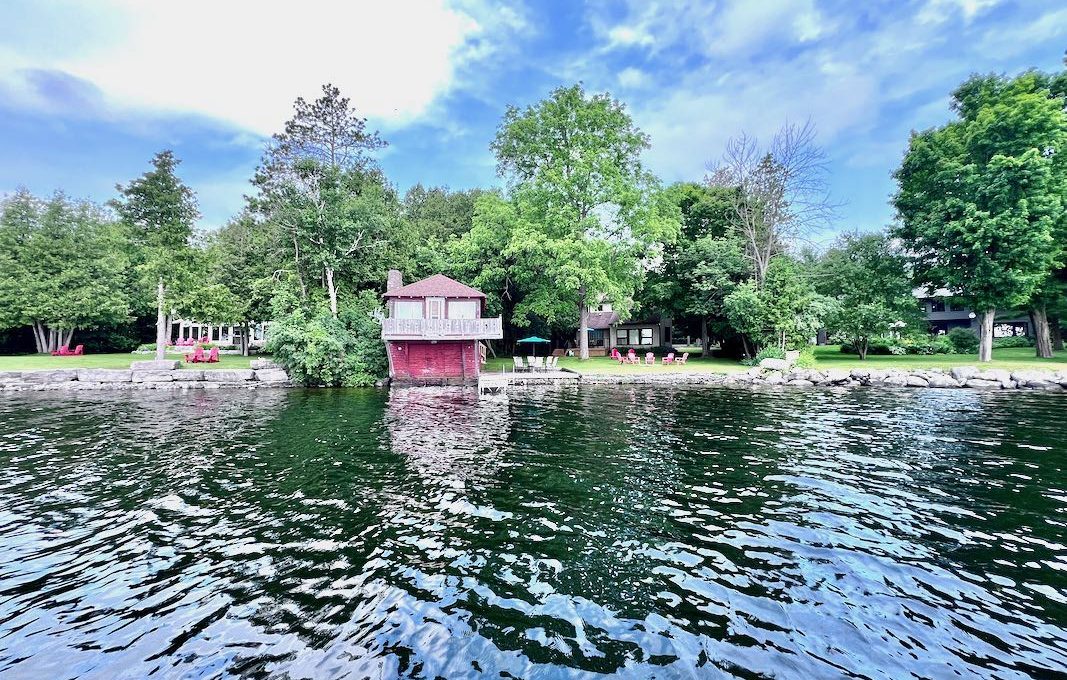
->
[[383, 274, 487, 299], [586, 310, 619, 329]]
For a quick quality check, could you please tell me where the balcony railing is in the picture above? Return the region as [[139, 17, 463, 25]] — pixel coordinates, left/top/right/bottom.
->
[[382, 316, 503, 340]]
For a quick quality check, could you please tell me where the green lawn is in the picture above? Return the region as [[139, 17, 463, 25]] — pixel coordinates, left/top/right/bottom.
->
[[0, 353, 257, 371], [487, 345, 1066, 376], [485, 355, 747, 375], [809, 345, 1067, 371]]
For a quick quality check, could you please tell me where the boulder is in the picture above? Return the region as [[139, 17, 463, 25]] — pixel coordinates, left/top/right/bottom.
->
[[208, 369, 255, 382], [951, 366, 980, 382], [758, 358, 790, 371], [849, 368, 870, 380], [254, 369, 289, 383], [784, 350, 800, 365], [763, 373, 785, 385], [905, 375, 929, 388], [821, 369, 850, 384], [965, 378, 1002, 389], [171, 370, 204, 382], [787, 379, 814, 387], [927, 375, 960, 388], [976, 369, 1010, 385], [250, 359, 279, 370], [77, 369, 132, 383], [1011, 370, 1057, 388], [131, 360, 180, 371], [132, 371, 175, 383], [21, 369, 77, 383], [883, 373, 909, 387], [0, 370, 22, 381]]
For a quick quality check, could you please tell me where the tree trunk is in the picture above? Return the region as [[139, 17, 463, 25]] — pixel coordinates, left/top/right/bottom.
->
[[858, 338, 868, 360], [62, 328, 74, 349], [578, 296, 590, 361], [1031, 306, 1054, 359], [155, 278, 167, 361], [1052, 315, 1064, 351], [700, 317, 710, 357], [31, 322, 45, 353], [977, 308, 994, 363], [325, 266, 338, 319], [241, 321, 250, 356], [740, 334, 752, 359]]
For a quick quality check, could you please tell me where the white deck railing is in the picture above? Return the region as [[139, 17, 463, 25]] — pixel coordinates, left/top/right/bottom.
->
[[382, 316, 503, 340]]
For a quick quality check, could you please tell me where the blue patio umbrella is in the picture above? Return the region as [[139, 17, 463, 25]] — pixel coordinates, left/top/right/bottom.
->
[[517, 336, 550, 356]]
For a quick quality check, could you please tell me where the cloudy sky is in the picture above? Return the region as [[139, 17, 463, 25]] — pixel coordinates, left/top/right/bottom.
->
[[0, 0, 1063, 236]]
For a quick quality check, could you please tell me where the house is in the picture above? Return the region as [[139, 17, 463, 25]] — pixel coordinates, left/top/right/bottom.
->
[[381, 270, 503, 383], [915, 288, 1031, 337], [170, 319, 270, 349], [580, 304, 672, 356]]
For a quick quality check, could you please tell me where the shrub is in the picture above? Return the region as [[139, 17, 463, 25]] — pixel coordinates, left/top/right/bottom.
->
[[794, 345, 817, 368], [993, 336, 1034, 349], [947, 327, 980, 353], [900, 335, 954, 355], [841, 336, 900, 355], [741, 346, 786, 366], [266, 290, 387, 387]]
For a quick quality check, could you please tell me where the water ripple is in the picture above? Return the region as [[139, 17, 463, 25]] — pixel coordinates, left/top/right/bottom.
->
[[0, 386, 1065, 678]]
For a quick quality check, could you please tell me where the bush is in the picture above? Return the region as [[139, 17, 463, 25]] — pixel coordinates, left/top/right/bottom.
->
[[794, 345, 817, 368], [741, 346, 786, 366], [840, 336, 900, 356], [266, 290, 387, 387], [993, 336, 1034, 348], [900, 335, 954, 355], [947, 327, 980, 353]]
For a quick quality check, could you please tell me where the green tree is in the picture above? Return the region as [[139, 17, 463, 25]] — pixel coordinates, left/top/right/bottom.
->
[[816, 232, 919, 359], [112, 151, 199, 360], [723, 256, 827, 355], [491, 84, 680, 358], [893, 70, 1066, 361], [0, 190, 130, 353]]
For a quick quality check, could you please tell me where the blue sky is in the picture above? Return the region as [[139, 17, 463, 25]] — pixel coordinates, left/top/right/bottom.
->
[[0, 0, 1064, 240]]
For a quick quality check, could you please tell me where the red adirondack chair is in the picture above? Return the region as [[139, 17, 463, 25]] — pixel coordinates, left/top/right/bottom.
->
[[205, 347, 219, 363], [662, 352, 675, 364], [72, 344, 84, 355], [185, 346, 205, 363], [50, 346, 66, 356], [611, 347, 624, 363]]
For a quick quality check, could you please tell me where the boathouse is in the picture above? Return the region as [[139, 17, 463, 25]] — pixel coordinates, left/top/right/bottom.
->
[[381, 270, 503, 383]]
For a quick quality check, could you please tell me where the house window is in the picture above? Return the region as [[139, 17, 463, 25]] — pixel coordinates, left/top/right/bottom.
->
[[394, 300, 422, 319], [929, 298, 946, 312], [449, 300, 477, 319], [994, 323, 1028, 338], [616, 328, 653, 345], [616, 329, 632, 345], [640, 328, 653, 345], [588, 329, 605, 347]]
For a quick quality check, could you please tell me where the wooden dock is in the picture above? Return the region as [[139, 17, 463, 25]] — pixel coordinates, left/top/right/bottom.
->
[[478, 370, 581, 395]]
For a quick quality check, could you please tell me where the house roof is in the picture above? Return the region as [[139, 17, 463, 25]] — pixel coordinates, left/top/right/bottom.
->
[[586, 310, 620, 329], [383, 274, 486, 299]]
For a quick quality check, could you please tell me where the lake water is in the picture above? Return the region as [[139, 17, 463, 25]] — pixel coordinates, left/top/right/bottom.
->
[[1, 386, 1066, 679]]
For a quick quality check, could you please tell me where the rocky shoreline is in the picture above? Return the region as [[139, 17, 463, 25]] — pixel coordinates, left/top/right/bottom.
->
[[579, 365, 1067, 390], [0, 359, 292, 392]]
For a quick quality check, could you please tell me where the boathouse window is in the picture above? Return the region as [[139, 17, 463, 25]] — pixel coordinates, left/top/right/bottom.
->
[[449, 300, 477, 319], [394, 300, 423, 319]]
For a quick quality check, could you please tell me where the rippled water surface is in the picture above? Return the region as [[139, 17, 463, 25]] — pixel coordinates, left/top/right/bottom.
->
[[1, 386, 1067, 679]]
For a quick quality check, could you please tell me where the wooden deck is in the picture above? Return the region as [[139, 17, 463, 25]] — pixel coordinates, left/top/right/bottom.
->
[[477, 369, 580, 395]]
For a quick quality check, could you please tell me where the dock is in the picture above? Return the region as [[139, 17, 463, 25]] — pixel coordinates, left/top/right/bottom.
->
[[478, 369, 581, 395]]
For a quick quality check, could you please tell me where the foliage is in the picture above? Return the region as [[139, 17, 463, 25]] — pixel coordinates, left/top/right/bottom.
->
[[794, 345, 817, 368], [893, 69, 1066, 360], [0, 190, 131, 352], [742, 346, 785, 366], [265, 289, 386, 387], [490, 83, 680, 357], [816, 231, 919, 359], [992, 335, 1034, 349], [947, 327, 980, 353]]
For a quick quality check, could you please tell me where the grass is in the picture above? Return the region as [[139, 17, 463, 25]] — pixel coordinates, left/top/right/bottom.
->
[[0, 352, 257, 371], [809, 345, 1067, 371], [487, 345, 1066, 376]]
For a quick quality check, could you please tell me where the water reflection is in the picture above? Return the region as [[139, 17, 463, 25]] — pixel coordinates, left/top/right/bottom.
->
[[0, 387, 1065, 678]]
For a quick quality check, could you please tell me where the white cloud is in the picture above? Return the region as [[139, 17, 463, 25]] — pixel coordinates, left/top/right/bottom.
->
[[0, 0, 501, 135], [918, 0, 1001, 25], [617, 67, 648, 88], [606, 25, 655, 48]]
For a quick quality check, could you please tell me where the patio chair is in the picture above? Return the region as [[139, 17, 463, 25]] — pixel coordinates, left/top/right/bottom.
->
[[677, 352, 689, 365], [546, 356, 558, 370], [513, 356, 526, 372], [185, 346, 205, 363], [50, 346, 67, 356], [533, 356, 545, 372], [72, 344, 84, 356], [645, 352, 655, 365], [205, 347, 219, 363], [626, 349, 637, 364], [662, 352, 675, 364]]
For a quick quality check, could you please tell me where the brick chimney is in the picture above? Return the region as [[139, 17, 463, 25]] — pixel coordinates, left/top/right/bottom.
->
[[387, 269, 403, 292]]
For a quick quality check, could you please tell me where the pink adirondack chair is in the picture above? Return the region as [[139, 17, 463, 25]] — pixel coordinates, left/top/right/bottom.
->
[[51, 346, 67, 356], [185, 346, 205, 363], [677, 352, 689, 365], [662, 352, 675, 364], [626, 349, 637, 364], [644, 352, 655, 365], [72, 344, 84, 356], [205, 347, 220, 363]]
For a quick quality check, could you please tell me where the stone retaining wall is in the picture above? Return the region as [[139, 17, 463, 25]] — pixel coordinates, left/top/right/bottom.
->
[[579, 366, 1067, 391], [0, 359, 291, 392]]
